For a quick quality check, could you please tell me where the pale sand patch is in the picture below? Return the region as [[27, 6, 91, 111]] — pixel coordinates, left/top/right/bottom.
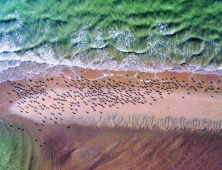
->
[[9, 86, 222, 121]]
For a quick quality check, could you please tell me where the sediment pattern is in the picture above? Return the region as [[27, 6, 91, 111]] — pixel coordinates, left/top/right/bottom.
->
[[48, 123, 222, 170], [74, 114, 222, 132]]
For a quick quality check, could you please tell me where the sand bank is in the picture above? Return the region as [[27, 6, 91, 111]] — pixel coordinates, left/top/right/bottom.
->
[[1, 66, 221, 132]]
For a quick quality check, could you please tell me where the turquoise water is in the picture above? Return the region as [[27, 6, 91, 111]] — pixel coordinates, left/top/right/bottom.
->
[[0, 0, 222, 80], [0, 121, 40, 170]]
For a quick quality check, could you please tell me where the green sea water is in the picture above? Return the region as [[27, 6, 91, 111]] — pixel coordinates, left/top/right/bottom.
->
[[0, 0, 222, 78], [0, 121, 41, 170]]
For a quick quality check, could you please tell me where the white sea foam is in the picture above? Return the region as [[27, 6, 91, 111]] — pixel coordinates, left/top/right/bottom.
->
[[0, 34, 222, 84]]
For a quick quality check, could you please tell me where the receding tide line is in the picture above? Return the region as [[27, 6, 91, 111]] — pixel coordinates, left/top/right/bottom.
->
[[70, 114, 222, 132]]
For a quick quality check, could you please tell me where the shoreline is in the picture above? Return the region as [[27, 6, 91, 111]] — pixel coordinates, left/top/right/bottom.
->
[[1, 64, 222, 84]]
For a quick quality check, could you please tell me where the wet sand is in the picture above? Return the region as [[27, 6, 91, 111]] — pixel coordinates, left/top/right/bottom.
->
[[1, 66, 222, 169]]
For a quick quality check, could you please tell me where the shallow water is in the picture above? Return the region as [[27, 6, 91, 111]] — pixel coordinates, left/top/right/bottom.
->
[[0, 0, 222, 80], [0, 120, 40, 170]]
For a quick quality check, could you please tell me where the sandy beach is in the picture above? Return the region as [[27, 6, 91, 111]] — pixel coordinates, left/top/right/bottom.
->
[[0, 66, 222, 169]]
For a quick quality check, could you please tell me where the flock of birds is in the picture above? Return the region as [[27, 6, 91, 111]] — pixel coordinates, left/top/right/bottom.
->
[[6, 74, 222, 147]]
